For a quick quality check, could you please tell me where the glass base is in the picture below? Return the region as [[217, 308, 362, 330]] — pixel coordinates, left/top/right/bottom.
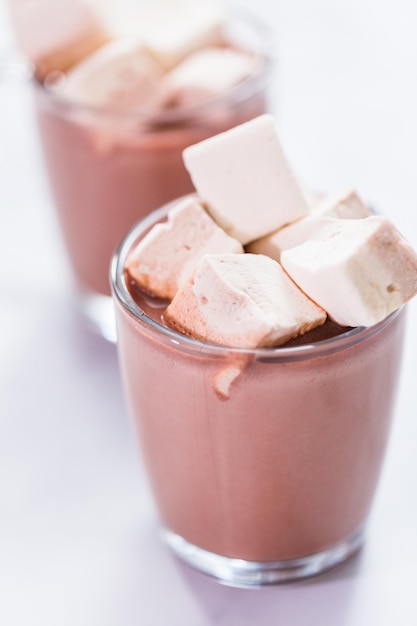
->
[[163, 527, 364, 587], [76, 291, 117, 343]]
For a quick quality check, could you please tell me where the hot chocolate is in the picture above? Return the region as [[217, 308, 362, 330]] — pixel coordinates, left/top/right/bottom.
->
[[112, 202, 407, 585]]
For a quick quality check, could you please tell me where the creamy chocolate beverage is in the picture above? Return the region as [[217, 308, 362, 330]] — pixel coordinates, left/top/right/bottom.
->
[[111, 117, 417, 584], [110, 202, 410, 585]]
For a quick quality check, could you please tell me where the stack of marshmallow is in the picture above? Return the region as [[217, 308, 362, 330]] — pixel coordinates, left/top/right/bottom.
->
[[8, 0, 261, 111], [126, 114, 417, 349]]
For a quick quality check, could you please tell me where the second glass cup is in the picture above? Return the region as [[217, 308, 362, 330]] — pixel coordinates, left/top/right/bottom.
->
[[32, 6, 273, 341]]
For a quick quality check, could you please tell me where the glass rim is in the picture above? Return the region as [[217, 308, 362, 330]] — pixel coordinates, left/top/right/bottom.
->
[[110, 198, 404, 362], [32, 2, 275, 125]]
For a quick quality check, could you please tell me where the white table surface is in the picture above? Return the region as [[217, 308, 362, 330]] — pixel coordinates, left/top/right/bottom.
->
[[1, 1, 416, 624]]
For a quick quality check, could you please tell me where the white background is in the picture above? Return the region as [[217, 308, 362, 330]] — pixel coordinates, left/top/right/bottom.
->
[[1, 1, 417, 624]]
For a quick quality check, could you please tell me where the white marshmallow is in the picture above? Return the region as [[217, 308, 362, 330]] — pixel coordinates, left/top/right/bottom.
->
[[161, 47, 257, 107], [126, 197, 243, 300], [281, 216, 417, 327], [165, 253, 326, 348], [247, 216, 336, 261], [7, 0, 113, 79], [247, 188, 370, 261], [183, 115, 309, 245], [311, 188, 371, 219], [139, 0, 227, 70], [56, 38, 164, 110]]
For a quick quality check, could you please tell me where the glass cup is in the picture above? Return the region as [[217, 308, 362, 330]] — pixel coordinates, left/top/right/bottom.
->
[[31, 6, 273, 342], [110, 200, 406, 587]]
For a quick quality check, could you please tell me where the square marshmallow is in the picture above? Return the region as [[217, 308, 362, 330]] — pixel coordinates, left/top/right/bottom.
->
[[161, 47, 257, 106], [165, 253, 326, 348], [7, 0, 112, 79], [125, 196, 243, 300], [183, 115, 309, 245], [140, 0, 227, 70], [281, 216, 417, 327], [247, 188, 370, 261], [57, 38, 164, 109]]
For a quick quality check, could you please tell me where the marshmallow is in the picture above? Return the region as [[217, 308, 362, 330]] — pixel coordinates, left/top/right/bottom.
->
[[161, 47, 257, 107], [247, 216, 336, 261], [126, 197, 243, 300], [139, 0, 227, 70], [7, 0, 113, 80], [311, 188, 371, 219], [212, 356, 249, 400], [183, 115, 309, 245], [247, 188, 370, 261], [165, 253, 326, 348], [56, 38, 164, 110], [281, 216, 417, 327]]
